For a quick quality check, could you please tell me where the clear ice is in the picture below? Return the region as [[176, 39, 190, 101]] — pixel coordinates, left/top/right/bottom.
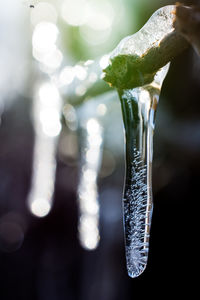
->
[[102, 5, 185, 90], [103, 5, 177, 278], [119, 64, 170, 278], [111, 5, 175, 58]]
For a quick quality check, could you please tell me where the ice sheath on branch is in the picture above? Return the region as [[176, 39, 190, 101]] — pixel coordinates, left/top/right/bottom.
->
[[102, 5, 190, 278], [103, 6, 189, 90]]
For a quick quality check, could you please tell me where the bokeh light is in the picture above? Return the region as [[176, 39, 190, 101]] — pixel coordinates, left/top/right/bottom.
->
[[30, 2, 58, 26], [77, 118, 103, 250], [61, 0, 88, 26], [30, 198, 51, 218], [28, 82, 62, 217], [32, 22, 58, 53], [59, 66, 75, 86]]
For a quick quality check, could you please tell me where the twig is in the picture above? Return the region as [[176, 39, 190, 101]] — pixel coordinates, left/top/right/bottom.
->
[[103, 6, 189, 90]]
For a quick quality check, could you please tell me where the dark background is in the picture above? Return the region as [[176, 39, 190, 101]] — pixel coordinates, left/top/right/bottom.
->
[[0, 0, 199, 299]]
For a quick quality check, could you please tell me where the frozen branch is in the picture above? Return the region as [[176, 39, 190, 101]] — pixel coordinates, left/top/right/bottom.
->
[[103, 5, 189, 90]]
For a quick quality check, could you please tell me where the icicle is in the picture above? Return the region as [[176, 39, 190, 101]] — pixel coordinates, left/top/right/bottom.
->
[[28, 82, 62, 217], [101, 4, 189, 278], [119, 64, 170, 277], [75, 91, 117, 250]]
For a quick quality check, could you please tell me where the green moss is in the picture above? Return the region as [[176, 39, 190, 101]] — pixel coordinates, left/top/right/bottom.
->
[[103, 32, 189, 90]]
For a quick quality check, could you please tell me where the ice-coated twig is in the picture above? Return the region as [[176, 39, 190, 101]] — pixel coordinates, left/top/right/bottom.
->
[[103, 5, 188, 90]]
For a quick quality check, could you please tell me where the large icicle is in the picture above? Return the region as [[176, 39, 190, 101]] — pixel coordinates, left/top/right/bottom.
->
[[102, 4, 187, 278], [119, 64, 170, 277]]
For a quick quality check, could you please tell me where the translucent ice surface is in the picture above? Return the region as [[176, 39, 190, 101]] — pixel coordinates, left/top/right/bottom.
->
[[119, 63, 170, 278], [103, 5, 188, 90], [101, 5, 185, 278], [111, 5, 175, 58]]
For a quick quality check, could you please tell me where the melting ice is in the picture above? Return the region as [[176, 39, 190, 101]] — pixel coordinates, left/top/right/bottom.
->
[[103, 6, 177, 278]]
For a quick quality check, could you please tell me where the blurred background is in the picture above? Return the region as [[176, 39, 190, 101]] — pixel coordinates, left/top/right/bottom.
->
[[0, 0, 199, 299]]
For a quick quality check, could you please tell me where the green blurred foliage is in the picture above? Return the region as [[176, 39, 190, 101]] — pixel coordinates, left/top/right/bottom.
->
[[58, 0, 174, 61]]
